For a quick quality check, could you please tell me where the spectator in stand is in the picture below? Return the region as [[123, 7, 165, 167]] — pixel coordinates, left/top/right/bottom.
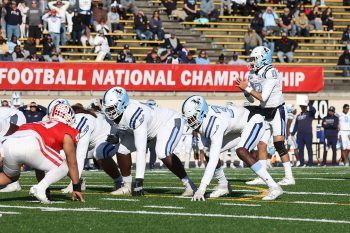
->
[[0, 35, 11, 61], [42, 9, 62, 52], [42, 35, 56, 61], [292, 103, 316, 167], [160, 44, 173, 62], [116, 4, 128, 21], [134, 10, 153, 40], [162, 0, 177, 18], [220, 0, 231, 16], [117, 44, 136, 63], [92, 2, 107, 30], [94, 29, 110, 61], [12, 44, 26, 61], [279, 7, 296, 36], [338, 49, 350, 77], [26, 0, 43, 46], [195, 49, 210, 64], [23, 36, 36, 57], [183, 50, 196, 63], [166, 50, 183, 64], [312, 0, 325, 6], [341, 25, 350, 50], [228, 53, 247, 65], [51, 45, 64, 62], [275, 31, 298, 63], [18, 1, 29, 38], [146, 49, 161, 63], [5, 1, 22, 40], [321, 106, 339, 166], [121, 0, 138, 14], [262, 7, 279, 35], [345, 0, 350, 11], [250, 12, 264, 37], [295, 11, 310, 37], [287, 0, 298, 13], [7, 34, 20, 54], [243, 28, 262, 55], [149, 10, 165, 40], [79, 0, 92, 28], [200, 0, 219, 21], [108, 6, 124, 33], [163, 33, 183, 54], [216, 54, 225, 64], [48, 0, 70, 46], [1, 0, 9, 38], [71, 9, 82, 45], [18, 101, 47, 123], [308, 5, 322, 31], [321, 7, 334, 32], [184, 0, 200, 22], [261, 29, 275, 54]]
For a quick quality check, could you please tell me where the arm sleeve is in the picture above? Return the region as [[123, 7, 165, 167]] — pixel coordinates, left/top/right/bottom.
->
[[199, 122, 226, 190], [261, 78, 278, 102], [75, 129, 92, 177]]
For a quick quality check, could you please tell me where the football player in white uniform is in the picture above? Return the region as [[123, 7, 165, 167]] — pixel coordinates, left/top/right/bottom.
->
[[182, 95, 283, 201], [0, 107, 26, 192], [61, 104, 123, 194], [237, 46, 295, 186], [102, 87, 196, 196], [286, 104, 300, 166], [338, 104, 350, 165]]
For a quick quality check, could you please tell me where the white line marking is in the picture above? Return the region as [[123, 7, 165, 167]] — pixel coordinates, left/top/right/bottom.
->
[[285, 191, 350, 197], [144, 205, 184, 209], [296, 178, 347, 181], [0, 211, 21, 214], [220, 203, 261, 207], [293, 201, 338, 205], [102, 198, 139, 202], [27, 201, 66, 204], [0, 204, 348, 224], [174, 196, 192, 199]]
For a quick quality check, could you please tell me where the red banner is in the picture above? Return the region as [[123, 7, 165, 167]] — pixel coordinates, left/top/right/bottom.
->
[[0, 62, 324, 92]]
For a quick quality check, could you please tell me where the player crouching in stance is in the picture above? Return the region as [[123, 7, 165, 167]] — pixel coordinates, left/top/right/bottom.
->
[[102, 87, 196, 196], [0, 104, 84, 203], [182, 96, 283, 201]]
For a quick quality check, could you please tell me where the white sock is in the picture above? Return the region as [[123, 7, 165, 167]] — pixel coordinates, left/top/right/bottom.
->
[[283, 161, 293, 179], [185, 153, 190, 168], [181, 176, 196, 190], [214, 167, 228, 186], [195, 160, 199, 167], [260, 159, 267, 169], [37, 162, 69, 190], [251, 161, 278, 189], [122, 175, 132, 186]]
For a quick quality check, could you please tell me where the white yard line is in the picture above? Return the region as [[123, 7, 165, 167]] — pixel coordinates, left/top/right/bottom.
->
[[0, 211, 21, 215], [102, 198, 139, 202], [143, 205, 184, 209], [220, 203, 261, 207], [0, 204, 348, 224], [285, 191, 350, 197], [293, 201, 338, 205], [26, 201, 66, 204]]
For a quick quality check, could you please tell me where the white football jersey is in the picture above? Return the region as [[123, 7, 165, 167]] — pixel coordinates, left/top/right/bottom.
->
[[0, 107, 26, 126], [253, 64, 284, 108], [245, 71, 260, 107], [0, 118, 10, 138], [338, 112, 350, 131], [287, 111, 296, 132]]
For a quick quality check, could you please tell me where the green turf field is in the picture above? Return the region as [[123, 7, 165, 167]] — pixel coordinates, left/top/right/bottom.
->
[[0, 167, 350, 233]]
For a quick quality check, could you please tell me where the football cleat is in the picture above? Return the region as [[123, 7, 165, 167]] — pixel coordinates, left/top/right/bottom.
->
[[181, 181, 196, 197], [0, 181, 22, 192], [29, 185, 51, 204], [278, 177, 295, 186], [208, 183, 232, 198], [262, 186, 283, 201], [110, 183, 132, 195], [245, 177, 265, 185]]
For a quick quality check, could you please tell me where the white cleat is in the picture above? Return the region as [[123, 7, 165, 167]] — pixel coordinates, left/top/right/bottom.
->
[[181, 182, 196, 197], [200, 164, 205, 168], [0, 181, 22, 192], [110, 183, 132, 195], [208, 183, 232, 198], [61, 185, 72, 194], [278, 177, 296, 186], [81, 178, 86, 191], [29, 185, 51, 204], [245, 177, 265, 185], [262, 186, 283, 201]]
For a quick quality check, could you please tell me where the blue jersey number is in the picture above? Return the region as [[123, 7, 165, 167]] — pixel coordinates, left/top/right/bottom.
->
[[211, 106, 234, 118]]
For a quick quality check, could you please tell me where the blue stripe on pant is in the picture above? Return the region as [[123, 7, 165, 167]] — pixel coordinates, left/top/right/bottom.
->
[[279, 106, 286, 137], [102, 144, 115, 160], [165, 118, 181, 156], [297, 133, 313, 166], [243, 122, 263, 151]]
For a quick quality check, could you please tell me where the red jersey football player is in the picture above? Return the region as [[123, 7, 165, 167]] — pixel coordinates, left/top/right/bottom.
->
[[0, 104, 84, 204]]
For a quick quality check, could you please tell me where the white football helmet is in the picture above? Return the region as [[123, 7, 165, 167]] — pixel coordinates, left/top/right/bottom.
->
[[49, 103, 76, 126], [248, 46, 272, 71], [102, 87, 129, 120], [286, 104, 295, 114], [182, 95, 208, 129], [47, 98, 70, 116]]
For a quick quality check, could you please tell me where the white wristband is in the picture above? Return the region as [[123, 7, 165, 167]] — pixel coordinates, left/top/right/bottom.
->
[[245, 86, 253, 93]]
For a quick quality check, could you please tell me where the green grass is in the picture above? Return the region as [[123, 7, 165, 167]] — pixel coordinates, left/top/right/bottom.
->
[[1, 167, 350, 233]]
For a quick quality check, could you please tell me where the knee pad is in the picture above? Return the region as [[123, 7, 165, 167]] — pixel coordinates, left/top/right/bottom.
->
[[274, 141, 288, 157]]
